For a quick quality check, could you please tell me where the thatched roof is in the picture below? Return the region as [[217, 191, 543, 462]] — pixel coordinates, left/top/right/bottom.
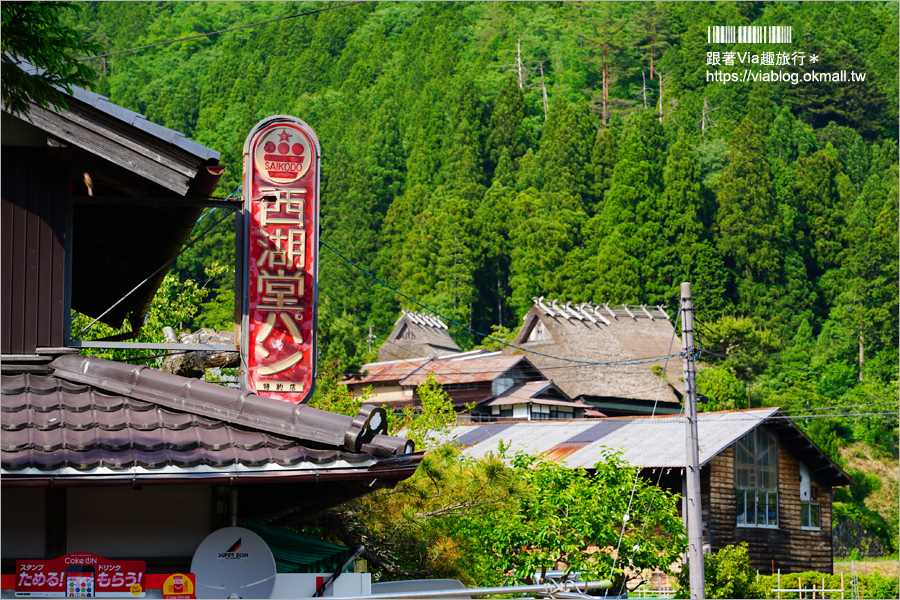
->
[[501, 298, 684, 404], [378, 310, 462, 362]]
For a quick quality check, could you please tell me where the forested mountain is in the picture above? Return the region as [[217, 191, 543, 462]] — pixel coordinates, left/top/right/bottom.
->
[[65, 2, 898, 481]]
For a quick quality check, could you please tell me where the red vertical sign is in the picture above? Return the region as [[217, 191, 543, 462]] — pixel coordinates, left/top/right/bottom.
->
[[241, 116, 320, 402]]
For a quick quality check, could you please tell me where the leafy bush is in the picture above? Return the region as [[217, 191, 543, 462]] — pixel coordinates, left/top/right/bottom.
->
[[676, 543, 765, 599]]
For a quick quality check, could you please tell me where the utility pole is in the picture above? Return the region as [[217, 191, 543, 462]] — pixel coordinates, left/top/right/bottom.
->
[[681, 282, 705, 600], [367, 324, 375, 354]]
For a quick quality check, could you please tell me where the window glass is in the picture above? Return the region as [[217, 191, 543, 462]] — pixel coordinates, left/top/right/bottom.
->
[[734, 429, 778, 527]]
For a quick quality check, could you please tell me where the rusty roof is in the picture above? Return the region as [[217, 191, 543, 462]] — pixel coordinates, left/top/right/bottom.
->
[[2, 356, 420, 497], [399, 354, 535, 386], [347, 357, 431, 385], [441, 408, 852, 487]]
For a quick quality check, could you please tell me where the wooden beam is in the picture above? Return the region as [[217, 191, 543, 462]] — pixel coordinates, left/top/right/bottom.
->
[[23, 104, 195, 195]]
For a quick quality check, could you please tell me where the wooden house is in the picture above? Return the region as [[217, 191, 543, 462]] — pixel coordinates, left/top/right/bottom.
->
[[503, 298, 684, 416], [378, 310, 461, 361], [442, 408, 852, 574], [344, 350, 590, 421], [1, 78, 420, 577]]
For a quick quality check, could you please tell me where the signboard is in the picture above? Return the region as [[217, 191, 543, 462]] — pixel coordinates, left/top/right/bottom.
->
[[161, 573, 195, 599], [15, 553, 145, 597], [241, 116, 321, 402]]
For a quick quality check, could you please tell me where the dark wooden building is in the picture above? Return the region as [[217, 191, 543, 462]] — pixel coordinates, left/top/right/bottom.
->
[[444, 408, 852, 574], [2, 72, 420, 578]]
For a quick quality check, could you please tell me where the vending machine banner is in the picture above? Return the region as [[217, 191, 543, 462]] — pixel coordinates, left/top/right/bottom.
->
[[15, 553, 145, 598]]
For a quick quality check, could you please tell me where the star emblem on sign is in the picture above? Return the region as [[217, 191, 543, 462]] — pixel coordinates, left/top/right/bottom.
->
[[277, 129, 291, 142]]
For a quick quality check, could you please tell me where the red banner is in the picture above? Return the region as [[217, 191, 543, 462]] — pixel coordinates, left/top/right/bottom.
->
[[15, 553, 145, 597], [241, 117, 320, 402]]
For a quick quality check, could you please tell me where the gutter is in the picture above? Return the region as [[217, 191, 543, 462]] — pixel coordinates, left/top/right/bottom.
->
[[1, 453, 423, 489]]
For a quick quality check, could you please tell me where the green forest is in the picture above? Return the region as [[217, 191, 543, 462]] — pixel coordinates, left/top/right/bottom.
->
[[61, 1, 898, 553]]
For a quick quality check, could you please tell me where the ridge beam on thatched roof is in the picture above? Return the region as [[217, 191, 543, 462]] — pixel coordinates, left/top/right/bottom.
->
[[622, 304, 638, 320], [577, 303, 598, 324], [657, 305, 671, 320], [586, 304, 611, 326], [640, 305, 656, 321], [564, 302, 585, 321], [603, 303, 618, 320], [534, 296, 559, 317], [550, 299, 571, 320]]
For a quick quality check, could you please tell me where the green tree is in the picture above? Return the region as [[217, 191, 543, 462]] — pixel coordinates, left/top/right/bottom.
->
[[2, 1, 103, 116], [476, 451, 685, 592]]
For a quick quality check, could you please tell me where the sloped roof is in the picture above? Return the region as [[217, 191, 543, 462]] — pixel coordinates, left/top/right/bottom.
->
[[347, 357, 431, 386], [480, 380, 591, 410], [440, 408, 852, 487], [399, 354, 535, 387], [4, 60, 227, 330], [378, 311, 462, 362], [502, 298, 683, 404], [1, 355, 421, 515]]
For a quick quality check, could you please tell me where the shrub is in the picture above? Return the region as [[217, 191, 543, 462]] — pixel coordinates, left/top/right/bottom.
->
[[675, 543, 765, 599]]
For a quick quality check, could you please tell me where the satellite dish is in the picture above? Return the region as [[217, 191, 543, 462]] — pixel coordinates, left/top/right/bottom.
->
[[190, 527, 277, 599]]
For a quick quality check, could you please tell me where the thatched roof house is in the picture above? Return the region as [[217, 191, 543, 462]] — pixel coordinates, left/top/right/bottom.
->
[[501, 298, 684, 415], [378, 310, 461, 362]]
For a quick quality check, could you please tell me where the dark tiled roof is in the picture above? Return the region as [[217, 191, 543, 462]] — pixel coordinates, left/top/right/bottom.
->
[[18, 58, 219, 162], [1, 356, 417, 481]]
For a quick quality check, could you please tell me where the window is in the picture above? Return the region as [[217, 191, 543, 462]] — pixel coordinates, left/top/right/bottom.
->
[[734, 428, 779, 527], [525, 318, 552, 342], [530, 404, 574, 420], [801, 502, 821, 529]]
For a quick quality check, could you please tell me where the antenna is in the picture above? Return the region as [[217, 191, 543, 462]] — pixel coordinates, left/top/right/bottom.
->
[[190, 527, 277, 599]]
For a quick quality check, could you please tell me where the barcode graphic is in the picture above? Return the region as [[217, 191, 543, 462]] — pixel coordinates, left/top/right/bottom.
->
[[708, 26, 792, 44]]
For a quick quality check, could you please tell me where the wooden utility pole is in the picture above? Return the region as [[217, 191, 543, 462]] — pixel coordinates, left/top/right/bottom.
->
[[681, 282, 706, 600]]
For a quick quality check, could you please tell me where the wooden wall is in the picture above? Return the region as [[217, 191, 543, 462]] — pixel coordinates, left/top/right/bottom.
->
[[1, 149, 67, 355], [707, 442, 834, 574]]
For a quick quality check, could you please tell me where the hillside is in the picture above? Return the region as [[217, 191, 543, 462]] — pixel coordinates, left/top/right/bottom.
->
[[63, 1, 898, 551]]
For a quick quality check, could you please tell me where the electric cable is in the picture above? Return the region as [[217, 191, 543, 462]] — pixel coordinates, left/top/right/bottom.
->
[[74, 187, 240, 339], [321, 240, 685, 368]]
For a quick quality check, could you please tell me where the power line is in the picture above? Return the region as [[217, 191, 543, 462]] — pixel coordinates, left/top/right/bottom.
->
[[74, 187, 241, 339], [321, 240, 685, 368], [78, 1, 369, 61]]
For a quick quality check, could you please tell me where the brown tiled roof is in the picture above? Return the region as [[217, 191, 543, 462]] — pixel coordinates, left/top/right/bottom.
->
[[346, 357, 431, 385], [399, 354, 533, 387], [2, 356, 419, 488]]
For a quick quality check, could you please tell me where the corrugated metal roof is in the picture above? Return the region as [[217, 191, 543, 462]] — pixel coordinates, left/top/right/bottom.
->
[[442, 409, 781, 469]]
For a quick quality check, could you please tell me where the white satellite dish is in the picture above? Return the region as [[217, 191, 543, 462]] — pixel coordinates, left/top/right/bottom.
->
[[190, 527, 277, 599]]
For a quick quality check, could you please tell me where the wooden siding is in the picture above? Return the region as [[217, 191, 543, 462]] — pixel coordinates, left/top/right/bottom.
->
[[1, 150, 67, 354], [707, 442, 834, 574]]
